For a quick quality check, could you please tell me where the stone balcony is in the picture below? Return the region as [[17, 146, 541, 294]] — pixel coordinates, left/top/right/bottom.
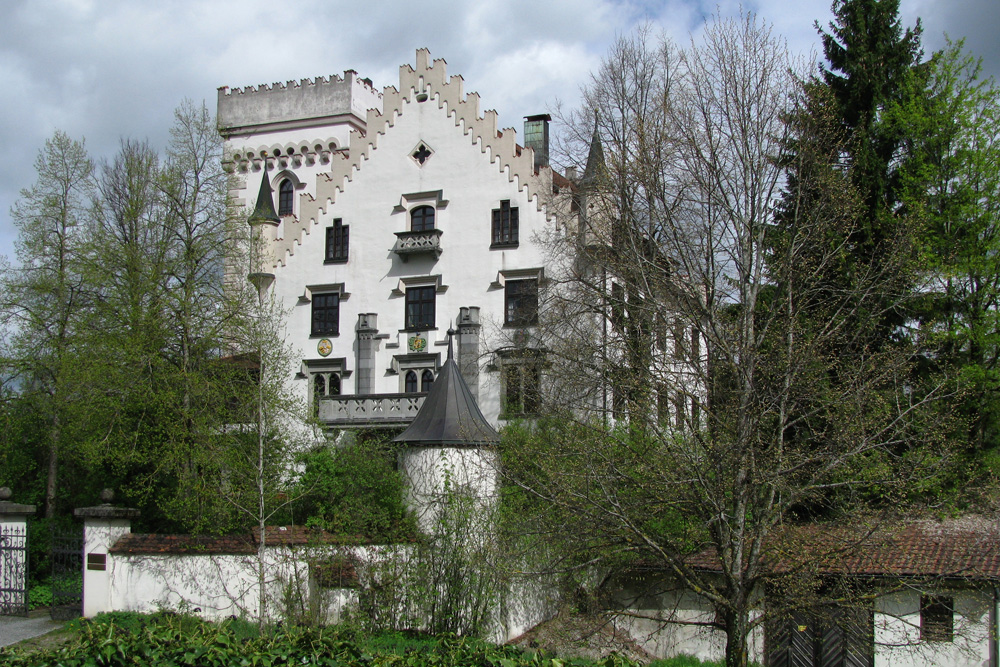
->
[[317, 393, 427, 427], [392, 229, 443, 261]]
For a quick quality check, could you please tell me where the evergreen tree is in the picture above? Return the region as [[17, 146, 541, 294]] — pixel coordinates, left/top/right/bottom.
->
[[819, 0, 924, 240], [814, 0, 926, 340]]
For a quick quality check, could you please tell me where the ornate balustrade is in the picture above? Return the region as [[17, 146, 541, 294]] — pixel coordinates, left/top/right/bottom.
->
[[318, 393, 427, 426], [392, 229, 443, 260]]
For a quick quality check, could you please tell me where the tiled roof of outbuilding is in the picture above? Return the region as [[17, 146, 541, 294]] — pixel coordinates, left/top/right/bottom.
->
[[684, 518, 1000, 579], [110, 525, 415, 555]]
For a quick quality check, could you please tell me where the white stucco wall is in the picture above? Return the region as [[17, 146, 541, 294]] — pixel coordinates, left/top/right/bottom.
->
[[398, 446, 499, 534], [107, 545, 377, 622], [612, 580, 765, 664], [874, 588, 994, 667]]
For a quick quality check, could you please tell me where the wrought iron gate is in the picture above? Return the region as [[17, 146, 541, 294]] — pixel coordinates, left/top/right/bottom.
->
[[50, 527, 83, 620], [0, 524, 29, 616]]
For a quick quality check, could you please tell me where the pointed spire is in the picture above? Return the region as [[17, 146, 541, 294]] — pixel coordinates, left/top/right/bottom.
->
[[248, 166, 280, 226], [581, 111, 605, 188], [446, 327, 456, 361]]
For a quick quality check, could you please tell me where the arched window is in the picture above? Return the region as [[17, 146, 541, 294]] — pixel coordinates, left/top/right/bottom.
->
[[313, 374, 325, 415], [328, 373, 341, 396], [421, 369, 435, 392], [405, 370, 419, 393], [410, 205, 435, 232], [278, 179, 294, 216]]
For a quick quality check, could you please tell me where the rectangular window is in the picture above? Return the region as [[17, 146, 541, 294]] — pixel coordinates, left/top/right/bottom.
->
[[325, 219, 349, 263], [503, 364, 540, 417], [492, 200, 519, 247], [311, 293, 340, 336], [505, 279, 538, 326], [921, 596, 953, 642], [405, 286, 436, 330]]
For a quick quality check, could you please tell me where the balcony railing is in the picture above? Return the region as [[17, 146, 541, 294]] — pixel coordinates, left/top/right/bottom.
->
[[318, 393, 427, 426], [392, 229, 443, 261]]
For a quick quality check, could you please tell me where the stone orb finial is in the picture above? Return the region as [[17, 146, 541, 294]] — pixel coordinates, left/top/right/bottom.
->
[[0, 487, 11, 501], [100, 488, 115, 504]]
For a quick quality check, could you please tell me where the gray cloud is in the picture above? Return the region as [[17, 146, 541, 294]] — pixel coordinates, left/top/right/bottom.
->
[[1, 0, 994, 261]]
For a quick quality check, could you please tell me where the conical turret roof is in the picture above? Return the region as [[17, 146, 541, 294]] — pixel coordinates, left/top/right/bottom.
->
[[393, 332, 500, 446], [248, 168, 280, 225], [581, 114, 605, 188]]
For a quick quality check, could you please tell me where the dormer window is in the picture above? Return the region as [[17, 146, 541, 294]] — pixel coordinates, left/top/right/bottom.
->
[[278, 179, 294, 216], [410, 206, 435, 232]]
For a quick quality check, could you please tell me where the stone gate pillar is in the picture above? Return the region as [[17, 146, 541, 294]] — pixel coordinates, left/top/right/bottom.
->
[[74, 490, 139, 618], [0, 487, 35, 616]]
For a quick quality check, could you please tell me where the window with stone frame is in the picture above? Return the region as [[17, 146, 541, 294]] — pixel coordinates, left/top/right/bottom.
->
[[405, 286, 436, 330], [312, 372, 341, 415], [403, 368, 435, 394], [325, 218, 349, 263], [410, 205, 435, 232], [311, 293, 340, 336], [921, 596, 954, 642], [491, 200, 519, 247], [505, 279, 538, 326], [503, 362, 541, 417], [278, 179, 294, 216]]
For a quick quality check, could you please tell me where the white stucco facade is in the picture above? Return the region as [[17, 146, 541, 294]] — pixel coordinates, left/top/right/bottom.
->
[[220, 49, 568, 431]]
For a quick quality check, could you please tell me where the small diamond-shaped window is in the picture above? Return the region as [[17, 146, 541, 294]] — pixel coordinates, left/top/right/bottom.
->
[[411, 142, 434, 166]]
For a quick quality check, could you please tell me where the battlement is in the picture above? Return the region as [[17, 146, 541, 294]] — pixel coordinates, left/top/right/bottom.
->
[[218, 70, 383, 136]]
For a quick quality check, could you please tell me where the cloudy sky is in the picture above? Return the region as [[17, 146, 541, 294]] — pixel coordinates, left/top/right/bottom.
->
[[1, 0, 996, 262]]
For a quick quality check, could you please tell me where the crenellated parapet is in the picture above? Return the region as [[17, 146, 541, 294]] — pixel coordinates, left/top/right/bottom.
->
[[218, 70, 382, 136]]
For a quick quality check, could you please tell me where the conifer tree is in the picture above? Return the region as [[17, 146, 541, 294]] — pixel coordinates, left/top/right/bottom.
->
[[813, 0, 926, 341]]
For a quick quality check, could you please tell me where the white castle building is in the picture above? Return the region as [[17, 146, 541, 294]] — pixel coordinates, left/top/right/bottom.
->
[[219, 49, 575, 430]]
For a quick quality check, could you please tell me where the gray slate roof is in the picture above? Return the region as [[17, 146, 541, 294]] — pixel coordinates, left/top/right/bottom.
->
[[393, 335, 500, 446]]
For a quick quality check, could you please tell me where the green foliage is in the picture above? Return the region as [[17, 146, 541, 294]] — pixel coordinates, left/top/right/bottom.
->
[[0, 612, 726, 667], [500, 418, 704, 568], [293, 436, 417, 541], [356, 477, 504, 638], [28, 582, 51, 610], [897, 40, 1000, 459]]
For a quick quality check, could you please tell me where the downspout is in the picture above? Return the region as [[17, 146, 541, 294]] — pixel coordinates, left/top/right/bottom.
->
[[992, 585, 998, 667]]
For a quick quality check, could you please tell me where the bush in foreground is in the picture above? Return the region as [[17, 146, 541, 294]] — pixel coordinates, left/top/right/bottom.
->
[[0, 612, 726, 667]]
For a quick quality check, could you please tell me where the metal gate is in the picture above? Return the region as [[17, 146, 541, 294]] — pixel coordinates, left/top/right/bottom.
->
[[0, 524, 29, 616], [50, 527, 83, 620]]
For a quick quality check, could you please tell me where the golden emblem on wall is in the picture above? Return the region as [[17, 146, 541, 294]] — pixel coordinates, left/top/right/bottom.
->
[[408, 335, 427, 352], [317, 339, 332, 357]]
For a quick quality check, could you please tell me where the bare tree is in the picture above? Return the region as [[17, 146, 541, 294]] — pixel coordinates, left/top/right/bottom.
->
[[506, 13, 944, 667]]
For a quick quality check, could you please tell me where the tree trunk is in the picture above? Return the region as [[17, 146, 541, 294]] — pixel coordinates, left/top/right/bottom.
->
[[46, 412, 59, 519], [724, 606, 751, 667]]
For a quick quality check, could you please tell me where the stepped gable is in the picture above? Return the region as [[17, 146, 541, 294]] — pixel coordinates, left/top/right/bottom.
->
[[274, 48, 554, 269]]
